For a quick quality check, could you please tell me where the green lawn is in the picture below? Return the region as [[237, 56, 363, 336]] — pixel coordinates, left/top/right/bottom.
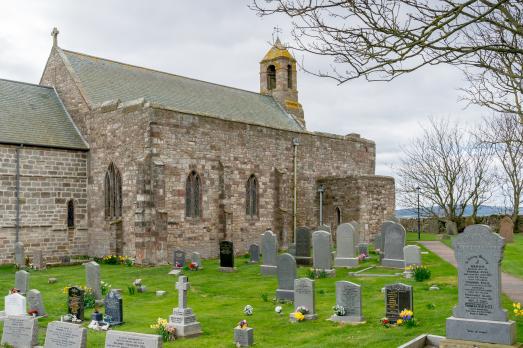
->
[[0, 251, 521, 347]]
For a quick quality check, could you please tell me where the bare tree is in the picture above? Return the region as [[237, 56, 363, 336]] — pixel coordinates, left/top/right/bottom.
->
[[398, 118, 493, 222]]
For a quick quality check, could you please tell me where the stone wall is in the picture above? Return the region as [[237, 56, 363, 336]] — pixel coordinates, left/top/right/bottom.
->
[[0, 145, 88, 264]]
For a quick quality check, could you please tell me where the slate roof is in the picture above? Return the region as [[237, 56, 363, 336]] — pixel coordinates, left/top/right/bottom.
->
[[0, 78, 88, 150], [60, 49, 304, 132]]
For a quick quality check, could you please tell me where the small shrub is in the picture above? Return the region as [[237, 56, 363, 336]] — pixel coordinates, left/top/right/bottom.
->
[[261, 293, 268, 302], [412, 265, 431, 282]]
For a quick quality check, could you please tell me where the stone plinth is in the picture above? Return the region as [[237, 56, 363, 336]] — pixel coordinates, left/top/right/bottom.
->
[[440, 338, 522, 348], [233, 326, 254, 347], [168, 307, 202, 338], [446, 317, 516, 346]]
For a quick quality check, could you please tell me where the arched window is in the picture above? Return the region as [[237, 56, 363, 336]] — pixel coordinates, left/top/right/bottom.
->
[[267, 65, 276, 90], [246, 174, 258, 217], [185, 171, 201, 218], [104, 162, 122, 219], [287, 64, 292, 89], [67, 200, 75, 228], [336, 207, 342, 224]]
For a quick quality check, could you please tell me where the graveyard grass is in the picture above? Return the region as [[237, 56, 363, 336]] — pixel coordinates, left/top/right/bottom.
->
[[0, 246, 522, 347]]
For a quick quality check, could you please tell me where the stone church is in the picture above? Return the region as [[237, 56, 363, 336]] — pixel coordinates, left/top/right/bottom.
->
[[0, 29, 394, 265]]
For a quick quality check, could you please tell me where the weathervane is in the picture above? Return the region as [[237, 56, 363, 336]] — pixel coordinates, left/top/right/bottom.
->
[[272, 26, 283, 43]]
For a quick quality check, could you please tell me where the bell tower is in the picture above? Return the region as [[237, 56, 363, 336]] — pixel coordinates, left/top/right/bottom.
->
[[260, 38, 305, 128]]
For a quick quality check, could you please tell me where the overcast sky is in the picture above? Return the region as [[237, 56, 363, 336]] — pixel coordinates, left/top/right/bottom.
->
[[0, 1, 486, 190]]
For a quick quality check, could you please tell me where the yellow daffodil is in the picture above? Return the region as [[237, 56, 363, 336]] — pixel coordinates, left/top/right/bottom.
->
[[397, 319, 403, 325], [294, 312, 305, 321]]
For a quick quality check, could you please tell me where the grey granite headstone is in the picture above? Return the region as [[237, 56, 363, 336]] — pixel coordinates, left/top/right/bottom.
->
[[446, 221, 458, 235], [288, 243, 296, 256], [403, 245, 421, 267], [1, 316, 38, 347], [168, 276, 202, 337], [173, 249, 186, 268], [290, 278, 317, 320], [312, 230, 333, 273], [27, 289, 46, 316], [33, 249, 45, 270], [234, 326, 254, 347], [315, 224, 331, 233], [445, 224, 516, 345], [385, 283, 413, 323], [381, 222, 406, 268], [373, 233, 384, 252], [349, 221, 361, 246], [85, 261, 101, 300], [330, 281, 364, 323], [4, 293, 26, 316], [190, 251, 202, 268], [499, 216, 514, 243], [15, 269, 29, 294], [248, 244, 260, 263], [276, 253, 296, 301], [44, 321, 87, 348], [295, 226, 311, 265], [104, 290, 123, 326], [105, 330, 162, 348], [260, 230, 278, 275], [14, 241, 25, 268], [334, 223, 358, 268]]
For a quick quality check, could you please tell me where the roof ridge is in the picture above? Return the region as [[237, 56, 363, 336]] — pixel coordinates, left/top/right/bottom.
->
[[0, 78, 54, 90], [61, 49, 269, 98]]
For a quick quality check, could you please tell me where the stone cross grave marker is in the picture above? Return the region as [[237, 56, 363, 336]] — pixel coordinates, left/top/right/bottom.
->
[[295, 226, 311, 265], [104, 290, 123, 326], [173, 249, 186, 268], [5, 292, 26, 316], [248, 244, 260, 263], [68, 286, 85, 321], [334, 223, 358, 268], [105, 330, 162, 348], [260, 230, 278, 275], [381, 222, 406, 269], [168, 276, 202, 337], [290, 278, 317, 320], [15, 269, 29, 294], [330, 281, 364, 323], [312, 230, 334, 275], [276, 253, 297, 301], [445, 224, 516, 345], [27, 289, 46, 317], [43, 321, 87, 348], [403, 245, 422, 267], [499, 216, 514, 243], [85, 261, 101, 300], [219, 240, 235, 271], [1, 316, 38, 347], [385, 283, 413, 323]]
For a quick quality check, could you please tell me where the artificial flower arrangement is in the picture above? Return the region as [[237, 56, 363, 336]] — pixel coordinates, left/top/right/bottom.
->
[[357, 253, 368, 261], [243, 305, 254, 316], [274, 306, 282, 314], [10, 288, 20, 294], [513, 303, 523, 317], [188, 262, 199, 271], [150, 317, 176, 342], [293, 305, 309, 321], [175, 262, 183, 268], [238, 319, 248, 329], [332, 304, 346, 316]]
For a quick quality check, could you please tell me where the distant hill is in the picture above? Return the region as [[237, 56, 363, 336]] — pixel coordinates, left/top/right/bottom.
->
[[395, 205, 508, 219]]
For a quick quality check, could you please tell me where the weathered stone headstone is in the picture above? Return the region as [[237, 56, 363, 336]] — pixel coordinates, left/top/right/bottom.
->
[[15, 269, 29, 294], [4, 292, 26, 316], [1, 316, 38, 347], [33, 249, 45, 270], [104, 290, 123, 326], [330, 281, 364, 323], [385, 283, 413, 323], [358, 243, 369, 257], [234, 326, 254, 347], [260, 230, 278, 275], [288, 243, 296, 256], [276, 253, 297, 301], [381, 222, 406, 268], [499, 216, 514, 243], [68, 286, 85, 321], [168, 276, 202, 337], [403, 245, 422, 267], [248, 244, 260, 263], [85, 261, 101, 300], [44, 321, 87, 348], [173, 249, 186, 268], [190, 251, 202, 268], [14, 241, 25, 268], [315, 224, 331, 232], [290, 278, 317, 320], [105, 330, 162, 348], [445, 224, 516, 345], [374, 233, 384, 252], [349, 221, 361, 246], [295, 227, 312, 265], [27, 289, 46, 317], [446, 221, 458, 235], [219, 240, 235, 271], [312, 230, 334, 275], [334, 223, 358, 268], [425, 219, 440, 234]]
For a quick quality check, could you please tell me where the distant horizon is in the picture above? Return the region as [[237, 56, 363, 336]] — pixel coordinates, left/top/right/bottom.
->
[[395, 204, 519, 219]]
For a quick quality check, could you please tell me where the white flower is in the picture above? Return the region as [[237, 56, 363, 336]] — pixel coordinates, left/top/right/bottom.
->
[[275, 306, 282, 314], [243, 305, 254, 316]]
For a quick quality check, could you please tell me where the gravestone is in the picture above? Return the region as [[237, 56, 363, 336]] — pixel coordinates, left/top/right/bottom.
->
[[68, 286, 85, 321], [44, 321, 87, 348], [381, 222, 406, 268], [334, 223, 358, 268], [499, 216, 514, 243], [15, 269, 29, 294], [276, 253, 297, 301], [330, 281, 364, 323], [27, 289, 46, 316], [14, 241, 25, 268], [385, 283, 413, 323], [168, 276, 202, 337], [173, 249, 186, 268], [312, 230, 334, 275], [105, 331, 162, 348], [219, 240, 235, 272], [374, 233, 384, 252], [104, 290, 123, 326], [290, 278, 317, 320], [315, 224, 331, 233], [295, 227, 312, 265], [33, 249, 45, 270], [1, 316, 38, 347], [190, 251, 202, 268], [403, 245, 422, 267], [349, 221, 361, 245], [248, 244, 260, 263], [5, 292, 26, 316], [288, 243, 296, 256], [446, 221, 458, 235], [358, 243, 369, 257], [234, 326, 254, 347], [426, 219, 440, 234], [85, 261, 101, 300], [445, 224, 516, 345], [260, 230, 278, 275]]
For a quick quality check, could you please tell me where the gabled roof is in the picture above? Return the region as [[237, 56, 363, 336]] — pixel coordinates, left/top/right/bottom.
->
[[0, 79, 88, 150], [59, 49, 304, 132]]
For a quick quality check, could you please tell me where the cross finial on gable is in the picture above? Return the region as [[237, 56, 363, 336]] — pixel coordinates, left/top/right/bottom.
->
[[51, 27, 59, 47], [272, 26, 283, 44]]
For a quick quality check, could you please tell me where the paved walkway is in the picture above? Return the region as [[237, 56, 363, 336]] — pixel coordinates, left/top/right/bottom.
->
[[419, 241, 523, 303]]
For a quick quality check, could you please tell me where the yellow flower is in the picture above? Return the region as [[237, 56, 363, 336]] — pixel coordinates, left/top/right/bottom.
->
[[514, 303, 521, 310], [294, 312, 305, 321], [397, 319, 403, 325]]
